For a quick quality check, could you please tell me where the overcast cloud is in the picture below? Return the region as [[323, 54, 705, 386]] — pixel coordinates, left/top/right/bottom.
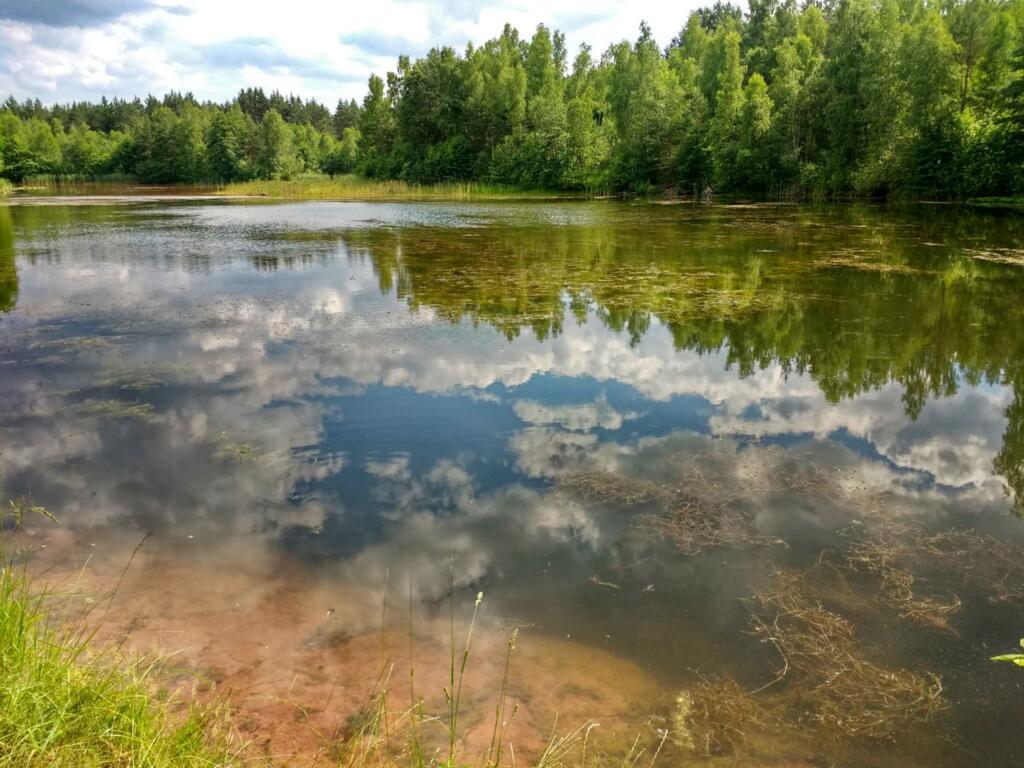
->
[[0, 0, 712, 106]]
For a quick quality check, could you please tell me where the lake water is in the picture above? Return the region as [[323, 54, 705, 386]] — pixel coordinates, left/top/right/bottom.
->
[[2, 199, 1024, 766]]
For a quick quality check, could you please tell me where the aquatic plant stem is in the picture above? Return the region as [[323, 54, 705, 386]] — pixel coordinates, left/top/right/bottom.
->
[[486, 628, 518, 768]]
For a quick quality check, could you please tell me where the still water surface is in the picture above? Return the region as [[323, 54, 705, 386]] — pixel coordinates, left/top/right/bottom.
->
[[2, 200, 1024, 765]]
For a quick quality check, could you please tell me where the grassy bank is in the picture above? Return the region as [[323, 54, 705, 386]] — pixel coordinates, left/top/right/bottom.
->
[[218, 175, 586, 201], [0, 180, 12, 197], [0, 561, 239, 766], [966, 196, 1024, 210]]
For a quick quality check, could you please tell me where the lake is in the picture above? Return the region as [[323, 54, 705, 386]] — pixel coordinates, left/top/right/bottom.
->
[[2, 199, 1024, 766]]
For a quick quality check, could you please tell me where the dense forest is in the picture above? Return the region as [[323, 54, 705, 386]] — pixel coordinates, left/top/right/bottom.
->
[[1, 0, 1023, 198]]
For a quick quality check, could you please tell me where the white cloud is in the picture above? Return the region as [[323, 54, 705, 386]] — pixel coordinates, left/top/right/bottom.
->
[[0, 1, 718, 105]]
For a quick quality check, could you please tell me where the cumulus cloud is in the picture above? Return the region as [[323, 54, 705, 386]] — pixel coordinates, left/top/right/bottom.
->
[[513, 396, 641, 432], [196, 37, 362, 82], [0, 1, 708, 105], [339, 30, 426, 59], [0, 0, 187, 28]]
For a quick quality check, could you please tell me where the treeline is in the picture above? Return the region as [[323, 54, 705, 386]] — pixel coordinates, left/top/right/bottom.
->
[[1, 0, 1023, 198], [0, 89, 360, 184]]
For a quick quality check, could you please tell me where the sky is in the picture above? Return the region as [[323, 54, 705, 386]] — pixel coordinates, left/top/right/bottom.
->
[[0, 0, 713, 107]]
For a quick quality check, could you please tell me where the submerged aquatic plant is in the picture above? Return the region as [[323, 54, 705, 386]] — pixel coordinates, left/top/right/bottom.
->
[[557, 466, 776, 556], [71, 398, 155, 419], [749, 571, 948, 742], [992, 639, 1024, 668], [845, 528, 962, 632], [672, 677, 781, 757]]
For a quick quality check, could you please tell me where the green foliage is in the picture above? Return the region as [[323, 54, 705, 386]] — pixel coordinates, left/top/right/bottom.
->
[[992, 639, 1024, 666], [255, 109, 301, 180], [207, 104, 252, 182], [325, 127, 361, 177], [0, 504, 239, 766]]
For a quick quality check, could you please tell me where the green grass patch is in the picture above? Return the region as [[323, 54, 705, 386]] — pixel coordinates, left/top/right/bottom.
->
[[218, 174, 585, 201], [965, 196, 1024, 210], [0, 565, 240, 767], [0, 180, 13, 198]]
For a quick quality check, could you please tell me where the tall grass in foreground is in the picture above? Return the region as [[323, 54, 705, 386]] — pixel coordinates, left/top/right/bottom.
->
[[218, 175, 585, 201], [0, 508, 240, 767], [335, 564, 665, 768]]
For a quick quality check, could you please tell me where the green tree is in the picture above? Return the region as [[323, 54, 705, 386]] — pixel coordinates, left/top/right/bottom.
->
[[0, 116, 62, 180], [207, 105, 251, 182], [325, 127, 361, 176], [62, 123, 117, 177], [562, 45, 612, 191], [707, 29, 746, 189], [999, 25, 1024, 170], [333, 99, 360, 138], [358, 75, 397, 177], [256, 109, 300, 180], [770, 31, 822, 190], [946, 0, 998, 113], [608, 23, 687, 190], [737, 73, 774, 190], [171, 104, 208, 182], [465, 25, 527, 154]]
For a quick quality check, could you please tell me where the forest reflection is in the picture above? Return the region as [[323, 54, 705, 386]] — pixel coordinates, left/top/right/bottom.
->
[[337, 206, 1024, 508]]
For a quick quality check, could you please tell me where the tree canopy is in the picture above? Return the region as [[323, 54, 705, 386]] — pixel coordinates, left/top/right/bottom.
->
[[2, 0, 1023, 198]]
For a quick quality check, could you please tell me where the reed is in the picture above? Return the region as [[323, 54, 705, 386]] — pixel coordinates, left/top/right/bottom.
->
[[218, 175, 584, 201], [332, 567, 660, 768]]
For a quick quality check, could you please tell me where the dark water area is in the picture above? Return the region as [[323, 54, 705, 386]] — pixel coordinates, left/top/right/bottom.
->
[[2, 199, 1024, 765]]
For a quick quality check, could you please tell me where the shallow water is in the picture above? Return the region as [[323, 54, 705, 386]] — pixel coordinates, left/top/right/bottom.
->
[[2, 199, 1024, 765]]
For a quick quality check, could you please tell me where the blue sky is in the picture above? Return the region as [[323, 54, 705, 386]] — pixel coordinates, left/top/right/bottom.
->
[[0, 0, 710, 106]]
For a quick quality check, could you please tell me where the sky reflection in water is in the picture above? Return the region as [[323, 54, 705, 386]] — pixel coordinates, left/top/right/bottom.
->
[[2, 201, 1024, 765]]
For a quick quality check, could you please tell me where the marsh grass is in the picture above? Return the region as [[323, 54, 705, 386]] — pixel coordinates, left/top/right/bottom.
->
[[966, 196, 1024, 210], [218, 175, 583, 202], [0, 508, 242, 767], [0, 179, 12, 197]]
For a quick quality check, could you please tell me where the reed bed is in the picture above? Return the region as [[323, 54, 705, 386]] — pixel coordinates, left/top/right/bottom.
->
[[219, 175, 581, 201]]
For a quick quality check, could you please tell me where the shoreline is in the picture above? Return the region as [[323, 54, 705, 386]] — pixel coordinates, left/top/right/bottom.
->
[[3, 178, 1022, 211]]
